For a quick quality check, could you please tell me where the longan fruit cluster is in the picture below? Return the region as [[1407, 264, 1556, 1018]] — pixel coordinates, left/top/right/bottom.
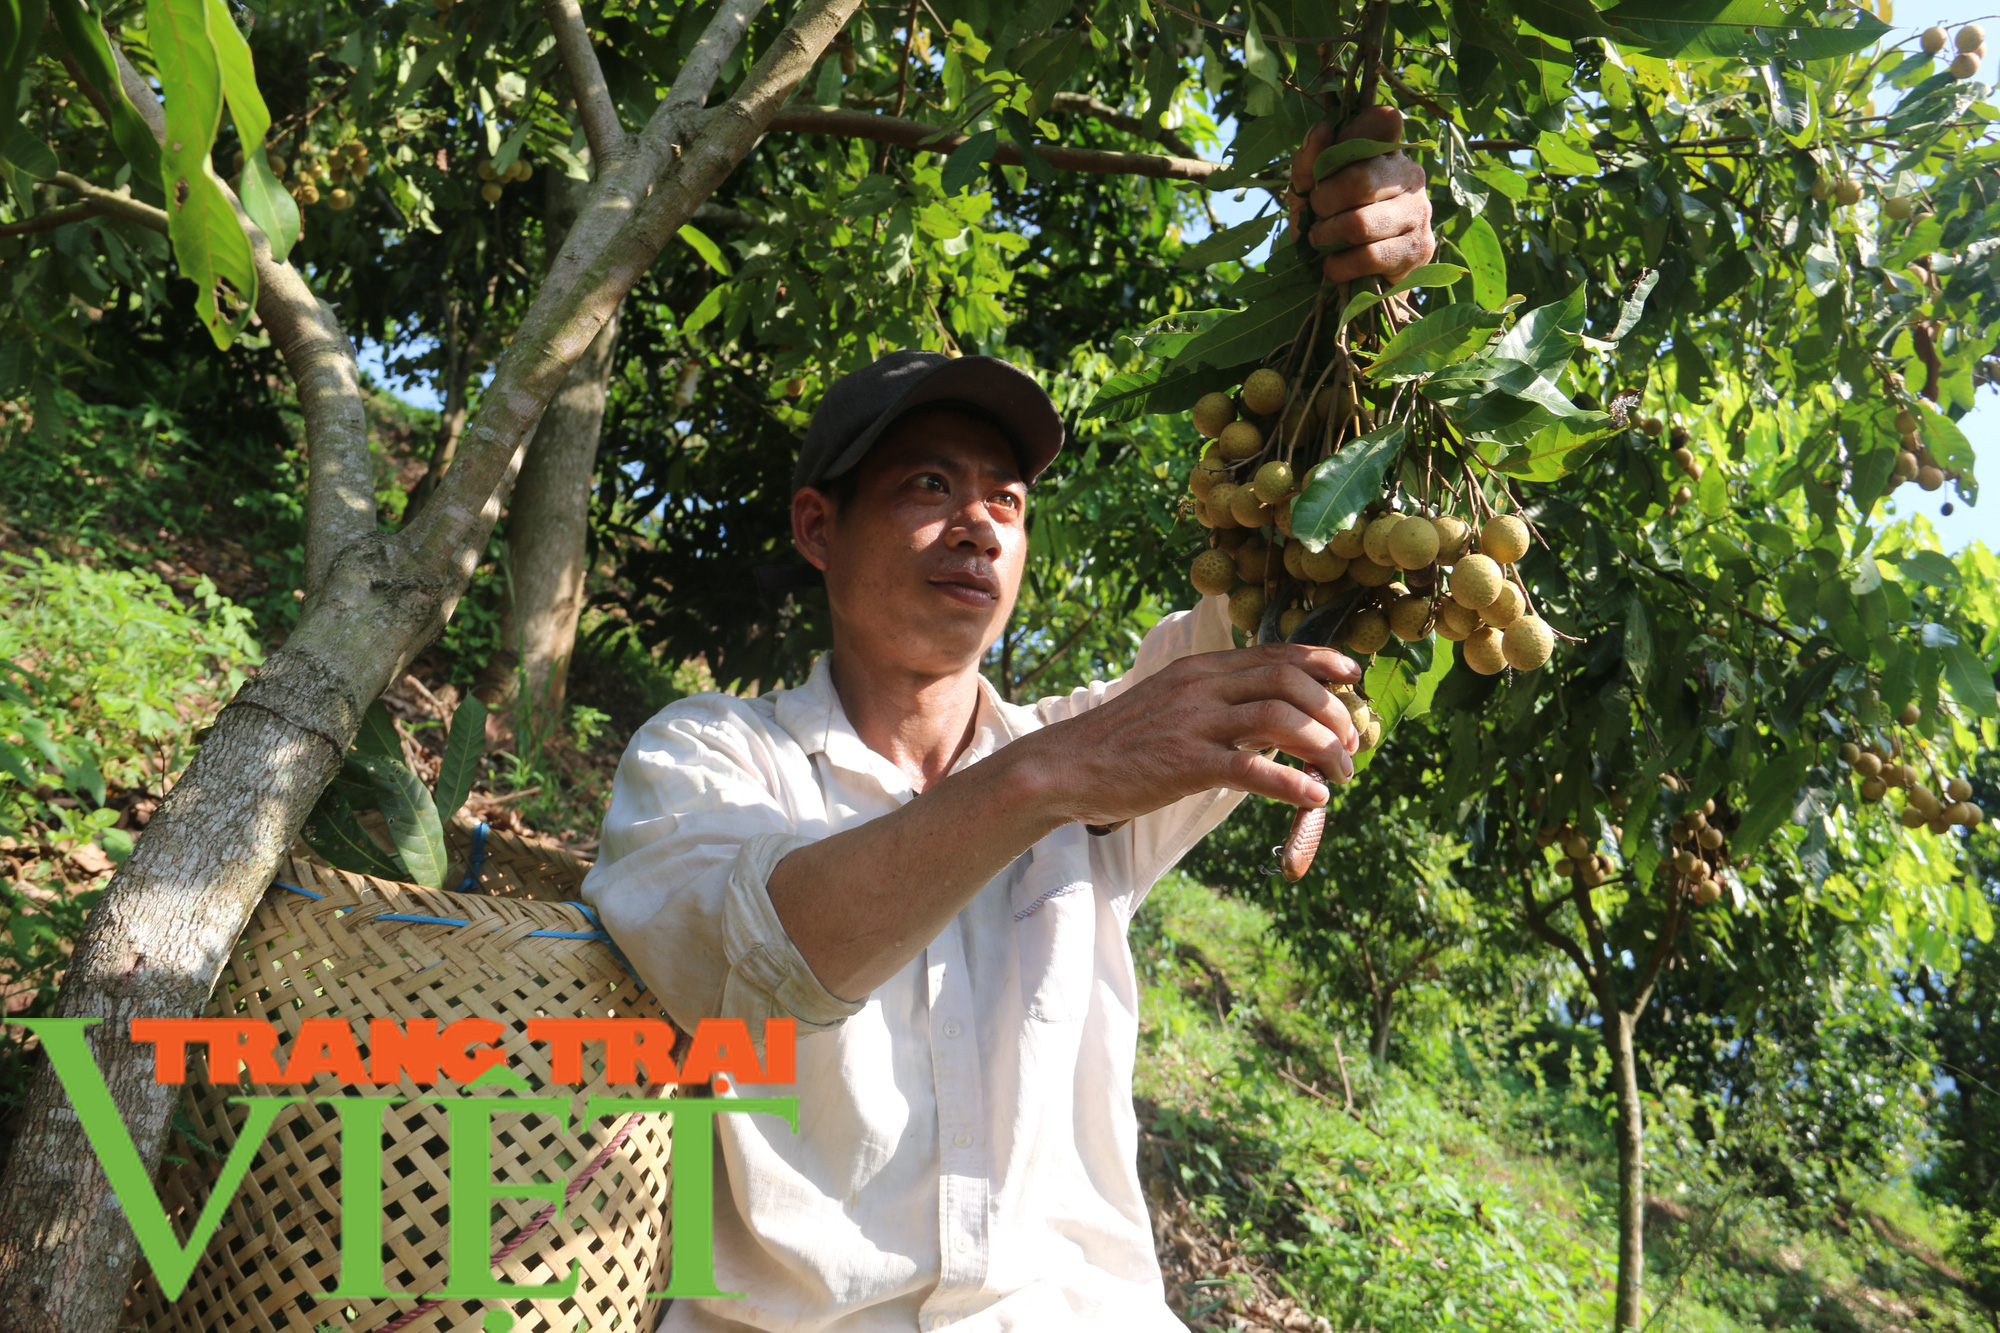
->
[[1841, 735, 1984, 832], [1924, 22, 1985, 80], [1536, 820, 1618, 886], [1331, 685, 1383, 755], [1667, 799, 1731, 905], [1885, 399, 1957, 495], [289, 139, 370, 210], [477, 156, 535, 203]]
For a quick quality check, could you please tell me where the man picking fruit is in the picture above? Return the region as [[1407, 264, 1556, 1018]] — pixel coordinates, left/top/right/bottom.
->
[[582, 112, 1433, 1332]]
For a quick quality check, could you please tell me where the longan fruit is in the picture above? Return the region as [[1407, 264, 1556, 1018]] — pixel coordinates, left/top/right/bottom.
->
[[1480, 582, 1525, 628], [1464, 626, 1508, 675], [1950, 51, 1981, 79], [1902, 806, 1929, 829], [1554, 857, 1574, 877], [1449, 554, 1504, 610], [1281, 395, 1317, 441], [1480, 514, 1530, 563], [1193, 392, 1236, 439], [1929, 812, 1953, 835], [1562, 831, 1591, 860], [1283, 541, 1310, 581], [1957, 23, 1985, 52], [1962, 802, 1985, 827], [1949, 777, 1973, 802], [1834, 178, 1863, 207], [1279, 607, 1307, 637], [478, 182, 502, 203], [1854, 752, 1883, 778], [1344, 608, 1391, 655], [1695, 880, 1722, 906], [1274, 496, 1295, 537], [1698, 827, 1724, 850], [1228, 585, 1268, 631], [1349, 557, 1398, 588], [1501, 615, 1554, 670], [331, 187, 358, 209], [510, 160, 534, 182], [1230, 487, 1274, 528], [1673, 485, 1693, 506], [1191, 549, 1237, 596], [1669, 446, 1695, 473], [1253, 460, 1294, 503], [1439, 601, 1482, 637], [1218, 420, 1263, 461], [1923, 23, 1948, 53], [1312, 384, 1338, 422], [1899, 702, 1921, 725], [1206, 483, 1243, 528], [1357, 714, 1383, 752], [1839, 742, 1861, 766], [1190, 463, 1222, 499], [1884, 196, 1914, 220], [1242, 368, 1288, 416], [1892, 451, 1919, 484], [1388, 595, 1433, 641], [1301, 547, 1348, 582], [1235, 536, 1273, 582], [477, 160, 499, 180], [1388, 516, 1440, 570], [1346, 701, 1374, 736], [1431, 515, 1472, 566], [1641, 417, 1664, 437], [1362, 514, 1403, 566], [1436, 614, 1472, 643], [1328, 525, 1368, 560]]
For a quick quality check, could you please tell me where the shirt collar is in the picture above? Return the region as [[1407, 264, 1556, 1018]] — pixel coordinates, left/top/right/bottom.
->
[[773, 654, 1019, 797]]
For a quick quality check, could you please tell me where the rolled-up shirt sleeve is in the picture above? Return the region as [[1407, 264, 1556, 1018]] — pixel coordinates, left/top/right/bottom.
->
[[1033, 594, 1248, 905], [579, 700, 865, 1037]]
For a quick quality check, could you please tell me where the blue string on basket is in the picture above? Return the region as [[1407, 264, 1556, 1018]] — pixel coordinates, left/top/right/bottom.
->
[[271, 822, 646, 991]]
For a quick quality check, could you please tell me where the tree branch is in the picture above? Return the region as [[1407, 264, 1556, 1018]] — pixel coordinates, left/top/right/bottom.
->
[[542, 0, 630, 167], [0, 200, 106, 237], [1629, 885, 1684, 1021], [1520, 879, 1593, 979], [48, 172, 166, 233], [1048, 91, 1197, 158], [765, 106, 1222, 182]]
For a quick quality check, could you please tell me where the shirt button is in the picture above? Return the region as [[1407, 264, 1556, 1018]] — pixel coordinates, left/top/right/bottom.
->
[[943, 1021, 961, 1038], [954, 1235, 971, 1254], [953, 1131, 972, 1148]]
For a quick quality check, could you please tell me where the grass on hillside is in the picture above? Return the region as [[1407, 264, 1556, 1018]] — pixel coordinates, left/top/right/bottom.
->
[[1130, 874, 1994, 1333]]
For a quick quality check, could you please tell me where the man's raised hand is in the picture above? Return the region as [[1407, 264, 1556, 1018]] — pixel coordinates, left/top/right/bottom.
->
[[1024, 641, 1366, 830], [1287, 105, 1437, 284]]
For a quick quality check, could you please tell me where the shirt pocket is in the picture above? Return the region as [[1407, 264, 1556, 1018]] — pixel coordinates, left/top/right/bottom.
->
[[1011, 824, 1098, 1023]]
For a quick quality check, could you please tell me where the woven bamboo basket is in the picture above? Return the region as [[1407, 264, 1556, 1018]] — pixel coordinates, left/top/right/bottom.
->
[[124, 830, 682, 1333]]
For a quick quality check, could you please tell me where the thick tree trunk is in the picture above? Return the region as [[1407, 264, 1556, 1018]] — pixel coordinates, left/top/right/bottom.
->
[[490, 307, 620, 736], [0, 0, 862, 1319], [1368, 992, 1394, 1063], [1604, 1000, 1646, 1330]]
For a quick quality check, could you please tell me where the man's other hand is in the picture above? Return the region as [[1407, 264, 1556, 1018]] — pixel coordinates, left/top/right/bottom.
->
[[1023, 641, 1366, 828], [1286, 105, 1436, 284]]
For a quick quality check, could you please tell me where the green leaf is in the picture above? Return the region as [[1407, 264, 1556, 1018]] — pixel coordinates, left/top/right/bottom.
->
[[1492, 285, 1586, 377], [301, 784, 407, 881], [147, 0, 259, 346], [1204, 112, 1290, 192], [941, 128, 997, 195], [205, 0, 297, 262], [1601, 1, 1890, 61], [681, 283, 726, 335], [1177, 212, 1280, 270], [1364, 304, 1505, 381], [350, 751, 447, 889], [1311, 137, 1431, 181], [353, 699, 403, 762], [1336, 263, 1466, 330], [1623, 591, 1653, 686], [48, 0, 161, 189], [1734, 747, 1811, 854], [1458, 216, 1508, 311], [677, 225, 732, 276], [0, 128, 56, 182], [2, 0, 49, 122], [1595, 270, 1659, 345], [433, 696, 486, 829], [1901, 550, 1960, 587], [1169, 284, 1320, 375], [1915, 408, 1976, 477], [1941, 642, 1997, 718], [1533, 128, 1597, 175], [0, 740, 35, 789], [1289, 425, 1407, 551]]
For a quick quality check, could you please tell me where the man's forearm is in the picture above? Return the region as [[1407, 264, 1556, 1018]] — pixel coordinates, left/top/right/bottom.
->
[[766, 738, 1069, 1001]]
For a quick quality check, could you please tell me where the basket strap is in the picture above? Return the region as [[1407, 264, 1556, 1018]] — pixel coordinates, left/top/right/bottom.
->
[[453, 821, 490, 893]]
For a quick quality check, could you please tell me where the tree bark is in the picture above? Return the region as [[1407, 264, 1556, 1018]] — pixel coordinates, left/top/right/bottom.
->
[[1368, 992, 1393, 1063], [491, 302, 620, 738], [0, 0, 862, 1320], [1604, 995, 1647, 1330]]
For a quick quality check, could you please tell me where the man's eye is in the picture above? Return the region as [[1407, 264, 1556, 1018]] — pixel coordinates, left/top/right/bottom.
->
[[916, 474, 947, 492], [992, 492, 1022, 510]]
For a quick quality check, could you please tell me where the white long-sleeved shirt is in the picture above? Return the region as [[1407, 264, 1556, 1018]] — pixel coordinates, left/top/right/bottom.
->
[[580, 595, 1246, 1332]]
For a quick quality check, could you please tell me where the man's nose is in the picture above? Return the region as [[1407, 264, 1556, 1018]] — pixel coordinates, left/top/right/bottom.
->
[[945, 494, 1001, 555]]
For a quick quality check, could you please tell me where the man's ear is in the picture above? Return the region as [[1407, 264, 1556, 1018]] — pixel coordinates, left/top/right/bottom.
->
[[792, 486, 836, 572]]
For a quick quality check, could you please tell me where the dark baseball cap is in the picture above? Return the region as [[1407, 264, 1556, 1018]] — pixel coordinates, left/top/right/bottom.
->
[[792, 350, 1066, 495]]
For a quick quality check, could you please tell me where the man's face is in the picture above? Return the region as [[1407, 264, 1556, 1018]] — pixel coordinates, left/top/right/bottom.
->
[[793, 407, 1029, 678]]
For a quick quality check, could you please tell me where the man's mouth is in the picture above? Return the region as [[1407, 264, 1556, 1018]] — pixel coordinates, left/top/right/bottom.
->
[[930, 571, 1000, 608]]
